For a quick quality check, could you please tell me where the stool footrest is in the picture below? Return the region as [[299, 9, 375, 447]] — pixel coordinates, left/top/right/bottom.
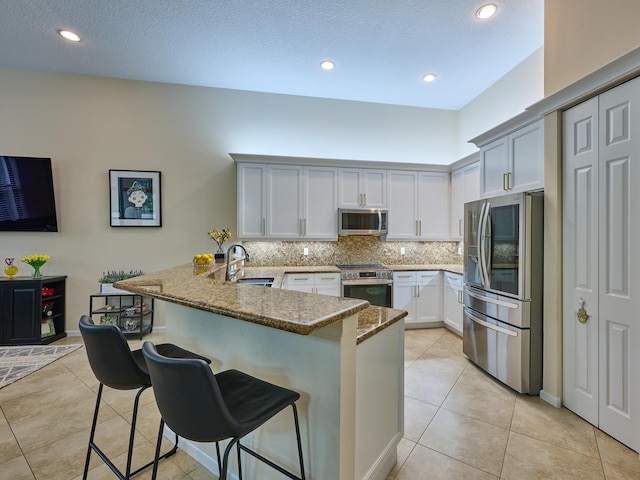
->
[[238, 443, 303, 480]]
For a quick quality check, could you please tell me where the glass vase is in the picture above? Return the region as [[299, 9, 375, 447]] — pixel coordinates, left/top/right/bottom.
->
[[31, 264, 43, 278]]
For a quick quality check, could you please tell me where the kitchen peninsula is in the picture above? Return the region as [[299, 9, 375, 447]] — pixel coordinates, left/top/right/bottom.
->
[[116, 263, 407, 480]]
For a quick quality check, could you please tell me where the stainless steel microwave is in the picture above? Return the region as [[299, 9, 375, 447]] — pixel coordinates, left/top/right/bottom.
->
[[338, 208, 388, 236]]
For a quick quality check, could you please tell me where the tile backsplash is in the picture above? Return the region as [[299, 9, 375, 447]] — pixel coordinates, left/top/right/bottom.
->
[[243, 236, 463, 267]]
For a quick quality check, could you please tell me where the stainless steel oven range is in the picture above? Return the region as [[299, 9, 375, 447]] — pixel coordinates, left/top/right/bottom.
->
[[337, 263, 393, 308]]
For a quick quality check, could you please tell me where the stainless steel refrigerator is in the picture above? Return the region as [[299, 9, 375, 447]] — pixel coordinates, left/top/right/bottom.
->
[[463, 191, 543, 394]]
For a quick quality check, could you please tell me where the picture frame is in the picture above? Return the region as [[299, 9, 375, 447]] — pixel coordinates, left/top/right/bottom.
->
[[109, 170, 161, 227]]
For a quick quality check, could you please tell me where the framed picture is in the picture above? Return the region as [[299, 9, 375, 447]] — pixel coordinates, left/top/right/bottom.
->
[[109, 170, 162, 227]]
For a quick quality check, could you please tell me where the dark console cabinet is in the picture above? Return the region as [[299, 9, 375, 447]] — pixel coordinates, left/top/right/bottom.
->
[[0, 276, 67, 345]]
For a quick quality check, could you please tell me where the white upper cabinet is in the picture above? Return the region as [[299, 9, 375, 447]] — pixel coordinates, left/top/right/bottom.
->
[[338, 168, 386, 208], [480, 119, 544, 198], [237, 162, 338, 240], [237, 163, 267, 238], [303, 166, 338, 240], [387, 170, 449, 240], [267, 164, 304, 239], [450, 161, 480, 240]]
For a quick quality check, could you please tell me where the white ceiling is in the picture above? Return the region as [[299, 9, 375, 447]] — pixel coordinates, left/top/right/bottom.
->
[[0, 0, 543, 110]]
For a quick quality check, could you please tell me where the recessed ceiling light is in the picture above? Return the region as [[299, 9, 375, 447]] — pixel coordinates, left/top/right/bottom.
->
[[320, 61, 335, 71], [58, 30, 80, 42], [422, 73, 437, 83], [476, 4, 498, 19]]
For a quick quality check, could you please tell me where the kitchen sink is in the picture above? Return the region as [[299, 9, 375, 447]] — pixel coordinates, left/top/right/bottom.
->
[[236, 277, 274, 287]]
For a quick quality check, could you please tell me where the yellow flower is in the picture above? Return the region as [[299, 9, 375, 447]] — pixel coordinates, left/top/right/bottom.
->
[[21, 254, 50, 267], [208, 228, 231, 244], [208, 228, 231, 253]]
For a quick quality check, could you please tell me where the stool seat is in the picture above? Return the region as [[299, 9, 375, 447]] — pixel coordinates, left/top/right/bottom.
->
[[79, 315, 211, 480], [217, 369, 300, 439]]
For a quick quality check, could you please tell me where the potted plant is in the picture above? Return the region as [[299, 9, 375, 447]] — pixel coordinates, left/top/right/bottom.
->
[[98, 270, 144, 294]]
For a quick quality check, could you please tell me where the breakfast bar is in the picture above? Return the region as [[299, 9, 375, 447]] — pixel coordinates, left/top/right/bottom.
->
[[116, 263, 407, 480]]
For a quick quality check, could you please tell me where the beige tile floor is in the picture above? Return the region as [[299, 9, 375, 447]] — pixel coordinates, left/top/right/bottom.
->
[[1, 328, 639, 479]]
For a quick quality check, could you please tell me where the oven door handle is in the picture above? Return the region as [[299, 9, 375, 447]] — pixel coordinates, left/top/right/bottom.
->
[[465, 309, 518, 337], [342, 279, 393, 286]]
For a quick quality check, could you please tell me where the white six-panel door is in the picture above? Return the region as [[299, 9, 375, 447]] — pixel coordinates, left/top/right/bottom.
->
[[563, 76, 640, 451], [597, 79, 639, 450], [563, 96, 600, 425]]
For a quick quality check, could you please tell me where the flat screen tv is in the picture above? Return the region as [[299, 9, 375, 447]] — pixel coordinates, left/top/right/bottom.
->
[[0, 156, 59, 232]]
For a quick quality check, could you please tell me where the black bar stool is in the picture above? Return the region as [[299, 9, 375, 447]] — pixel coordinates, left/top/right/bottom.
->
[[141, 341, 306, 480], [78, 315, 214, 479]]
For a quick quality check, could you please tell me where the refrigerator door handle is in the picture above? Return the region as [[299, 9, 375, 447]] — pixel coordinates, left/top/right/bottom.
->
[[476, 202, 485, 285], [478, 202, 490, 286], [465, 309, 518, 337], [466, 289, 519, 309], [484, 205, 492, 282]]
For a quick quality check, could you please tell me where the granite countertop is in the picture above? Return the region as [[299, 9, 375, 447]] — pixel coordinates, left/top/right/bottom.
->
[[115, 263, 378, 338], [115, 261, 461, 343], [385, 264, 463, 274]]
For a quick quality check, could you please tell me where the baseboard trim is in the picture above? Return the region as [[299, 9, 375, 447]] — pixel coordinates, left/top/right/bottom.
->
[[540, 389, 562, 408], [65, 326, 165, 337]]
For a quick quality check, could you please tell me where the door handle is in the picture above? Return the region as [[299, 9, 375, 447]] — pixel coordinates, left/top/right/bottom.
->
[[363, 193, 367, 206], [457, 290, 463, 304], [577, 298, 589, 323], [262, 218, 266, 236], [507, 172, 512, 190], [465, 309, 518, 337]]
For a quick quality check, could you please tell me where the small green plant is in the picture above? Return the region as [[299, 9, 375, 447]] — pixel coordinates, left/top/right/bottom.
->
[[98, 270, 145, 283]]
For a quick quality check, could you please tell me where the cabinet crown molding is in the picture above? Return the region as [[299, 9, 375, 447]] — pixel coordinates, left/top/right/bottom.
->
[[468, 111, 541, 149], [229, 153, 449, 173]]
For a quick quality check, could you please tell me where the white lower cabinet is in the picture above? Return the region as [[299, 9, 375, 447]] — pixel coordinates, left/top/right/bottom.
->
[[443, 272, 463, 336], [392, 271, 441, 328], [283, 273, 341, 296]]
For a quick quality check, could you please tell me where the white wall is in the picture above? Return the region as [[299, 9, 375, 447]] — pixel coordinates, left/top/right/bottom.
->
[[0, 68, 458, 332], [545, 0, 640, 96], [457, 47, 544, 157]]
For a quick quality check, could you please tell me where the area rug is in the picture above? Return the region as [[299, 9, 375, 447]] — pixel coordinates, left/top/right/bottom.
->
[[0, 344, 83, 389]]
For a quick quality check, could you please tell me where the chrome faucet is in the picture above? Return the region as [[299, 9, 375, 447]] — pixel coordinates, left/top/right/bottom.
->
[[225, 244, 251, 282]]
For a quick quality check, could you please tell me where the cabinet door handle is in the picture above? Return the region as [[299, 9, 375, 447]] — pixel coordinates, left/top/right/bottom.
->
[[299, 218, 303, 236], [507, 172, 512, 190], [458, 219, 462, 236], [415, 220, 419, 236], [419, 220, 422, 236], [304, 218, 307, 236], [503, 173, 508, 191], [363, 193, 367, 206], [458, 290, 463, 304], [262, 218, 266, 235]]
